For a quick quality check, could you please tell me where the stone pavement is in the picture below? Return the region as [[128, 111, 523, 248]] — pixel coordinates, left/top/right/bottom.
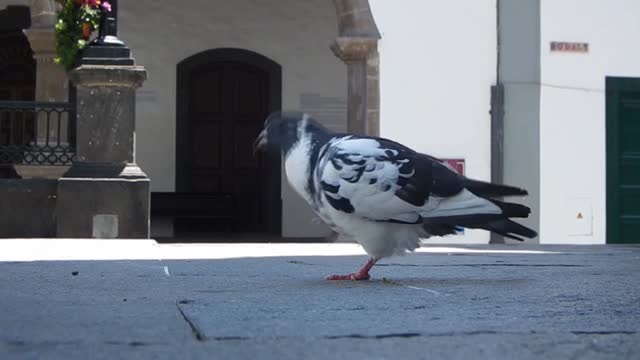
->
[[0, 240, 639, 359]]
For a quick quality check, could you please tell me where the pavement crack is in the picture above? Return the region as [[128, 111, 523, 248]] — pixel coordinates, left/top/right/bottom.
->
[[427, 330, 502, 337], [324, 331, 510, 340], [571, 330, 637, 335], [211, 336, 251, 341], [176, 301, 206, 341], [325, 330, 541, 340], [104, 340, 159, 347], [325, 332, 422, 340], [287, 260, 317, 266]]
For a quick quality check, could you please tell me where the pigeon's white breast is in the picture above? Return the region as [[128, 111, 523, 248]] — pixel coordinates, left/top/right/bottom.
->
[[284, 135, 313, 203], [317, 202, 423, 258]]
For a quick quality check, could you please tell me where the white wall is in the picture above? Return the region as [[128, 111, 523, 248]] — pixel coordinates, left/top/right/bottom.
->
[[119, 0, 346, 237], [539, 0, 640, 244], [370, 0, 498, 243]]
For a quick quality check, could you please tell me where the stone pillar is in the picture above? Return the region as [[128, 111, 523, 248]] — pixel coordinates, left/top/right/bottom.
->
[[331, 38, 379, 135], [24, 0, 68, 141], [20, 0, 70, 179], [332, 0, 381, 136], [328, 0, 381, 243], [23, 30, 68, 101], [56, 65, 149, 238], [366, 52, 380, 135]]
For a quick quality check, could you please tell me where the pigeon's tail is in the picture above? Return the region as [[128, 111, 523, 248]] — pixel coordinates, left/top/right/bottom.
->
[[463, 179, 528, 198], [488, 199, 531, 218], [423, 216, 537, 241], [473, 218, 538, 241], [421, 199, 537, 241], [423, 215, 537, 241]]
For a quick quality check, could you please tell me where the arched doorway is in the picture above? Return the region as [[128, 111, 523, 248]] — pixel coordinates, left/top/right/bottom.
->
[[175, 48, 281, 236], [0, 6, 36, 178], [0, 31, 34, 101]]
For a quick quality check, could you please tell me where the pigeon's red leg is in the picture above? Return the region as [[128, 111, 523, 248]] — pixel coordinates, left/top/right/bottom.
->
[[326, 257, 378, 281]]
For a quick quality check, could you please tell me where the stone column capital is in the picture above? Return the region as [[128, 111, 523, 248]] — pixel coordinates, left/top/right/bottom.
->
[[331, 36, 378, 63], [23, 28, 58, 66], [23, 28, 56, 54], [333, 0, 381, 39], [69, 65, 147, 89]]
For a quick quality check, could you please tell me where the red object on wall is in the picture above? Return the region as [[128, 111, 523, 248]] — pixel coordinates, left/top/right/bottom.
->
[[441, 158, 467, 235], [442, 159, 465, 175]]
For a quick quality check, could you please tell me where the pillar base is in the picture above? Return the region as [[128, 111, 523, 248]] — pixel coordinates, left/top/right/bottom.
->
[[63, 162, 147, 179], [56, 177, 150, 238]]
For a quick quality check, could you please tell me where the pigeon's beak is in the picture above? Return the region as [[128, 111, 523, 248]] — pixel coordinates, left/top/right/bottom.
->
[[253, 129, 268, 154]]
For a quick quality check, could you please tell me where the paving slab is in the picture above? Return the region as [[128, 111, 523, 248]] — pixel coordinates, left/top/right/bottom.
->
[[0, 242, 639, 359]]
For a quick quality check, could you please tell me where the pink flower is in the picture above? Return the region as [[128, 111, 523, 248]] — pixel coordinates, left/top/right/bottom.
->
[[101, 1, 111, 12]]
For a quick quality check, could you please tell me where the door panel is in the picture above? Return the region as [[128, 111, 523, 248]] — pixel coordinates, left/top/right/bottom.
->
[[187, 61, 269, 232], [619, 99, 640, 153], [607, 77, 640, 244], [233, 123, 262, 169], [192, 122, 221, 168]]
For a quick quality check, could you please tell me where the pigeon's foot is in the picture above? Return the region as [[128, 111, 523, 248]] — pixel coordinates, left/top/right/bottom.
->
[[325, 257, 378, 281], [326, 272, 371, 281]]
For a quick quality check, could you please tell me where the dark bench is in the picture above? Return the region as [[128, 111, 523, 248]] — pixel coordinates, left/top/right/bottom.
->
[[150, 192, 236, 233]]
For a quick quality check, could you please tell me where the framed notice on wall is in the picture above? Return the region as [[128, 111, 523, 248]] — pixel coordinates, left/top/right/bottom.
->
[[442, 158, 465, 175]]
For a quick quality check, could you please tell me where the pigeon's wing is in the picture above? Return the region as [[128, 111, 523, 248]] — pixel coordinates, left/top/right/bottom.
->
[[315, 136, 467, 223]]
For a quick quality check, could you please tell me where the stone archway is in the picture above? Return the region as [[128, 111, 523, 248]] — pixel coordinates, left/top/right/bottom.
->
[[331, 0, 381, 136]]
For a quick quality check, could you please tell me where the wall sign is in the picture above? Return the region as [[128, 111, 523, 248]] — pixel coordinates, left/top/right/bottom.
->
[[550, 41, 589, 53], [442, 158, 466, 234]]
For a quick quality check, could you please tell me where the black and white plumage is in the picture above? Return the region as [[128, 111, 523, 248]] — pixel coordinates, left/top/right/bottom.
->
[[254, 111, 537, 280]]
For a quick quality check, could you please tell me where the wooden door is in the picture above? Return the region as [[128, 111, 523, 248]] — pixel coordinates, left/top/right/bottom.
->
[[606, 77, 640, 244], [186, 61, 269, 232]]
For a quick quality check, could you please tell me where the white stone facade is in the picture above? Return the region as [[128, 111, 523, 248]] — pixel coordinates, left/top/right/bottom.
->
[[3, 0, 640, 243]]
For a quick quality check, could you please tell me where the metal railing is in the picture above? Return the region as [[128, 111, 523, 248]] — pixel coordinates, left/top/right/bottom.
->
[[0, 101, 76, 165]]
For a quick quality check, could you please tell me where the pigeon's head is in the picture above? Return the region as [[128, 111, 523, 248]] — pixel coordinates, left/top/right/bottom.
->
[[254, 111, 325, 154]]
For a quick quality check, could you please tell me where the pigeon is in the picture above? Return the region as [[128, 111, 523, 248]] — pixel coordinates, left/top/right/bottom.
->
[[254, 111, 537, 280]]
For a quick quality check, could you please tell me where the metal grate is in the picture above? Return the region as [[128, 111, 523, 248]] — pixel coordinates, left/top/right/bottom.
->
[[0, 101, 76, 165]]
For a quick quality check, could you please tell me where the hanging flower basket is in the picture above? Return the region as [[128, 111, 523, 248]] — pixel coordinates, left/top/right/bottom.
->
[[54, 0, 112, 70]]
